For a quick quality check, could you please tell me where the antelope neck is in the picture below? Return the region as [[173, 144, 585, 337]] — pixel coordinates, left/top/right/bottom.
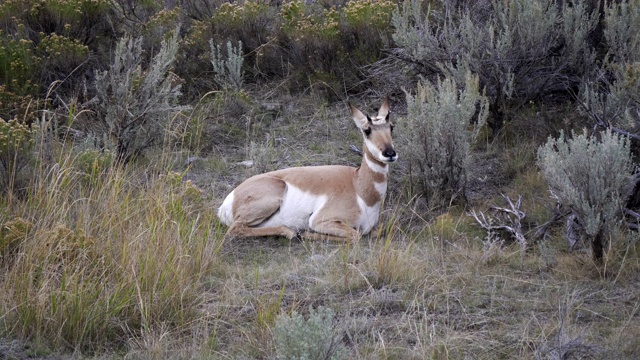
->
[[355, 144, 389, 206]]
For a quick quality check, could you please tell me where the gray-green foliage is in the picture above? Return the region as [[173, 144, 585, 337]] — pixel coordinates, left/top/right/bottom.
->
[[273, 306, 346, 360], [93, 31, 186, 163], [0, 119, 36, 191], [580, 1, 640, 134], [402, 72, 488, 205], [604, 0, 640, 64], [580, 64, 640, 135], [392, 0, 598, 130], [209, 40, 244, 92], [537, 129, 633, 243]]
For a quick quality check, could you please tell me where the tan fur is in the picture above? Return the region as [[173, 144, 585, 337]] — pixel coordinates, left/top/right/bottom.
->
[[218, 98, 396, 241]]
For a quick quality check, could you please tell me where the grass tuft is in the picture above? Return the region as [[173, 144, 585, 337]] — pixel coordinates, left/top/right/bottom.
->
[[0, 149, 224, 353]]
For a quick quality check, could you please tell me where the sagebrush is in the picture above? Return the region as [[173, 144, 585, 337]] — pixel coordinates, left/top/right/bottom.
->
[[401, 72, 488, 206], [537, 129, 634, 260]]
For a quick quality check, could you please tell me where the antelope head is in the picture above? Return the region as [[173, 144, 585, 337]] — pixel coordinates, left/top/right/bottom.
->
[[350, 98, 397, 164]]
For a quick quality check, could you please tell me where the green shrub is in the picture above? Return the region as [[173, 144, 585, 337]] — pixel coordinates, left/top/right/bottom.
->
[[109, 0, 161, 35], [0, 29, 38, 96], [74, 148, 113, 184], [604, 0, 640, 64], [177, 1, 396, 97], [279, 0, 341, 85], [337, 0, 395, 92], [401, 72, 488, 206], [391, 0, 598, 133], [0, 118, 36, 192], [178, 1, 275, 97], [36, 32, 90, 83], [92, 31, 187, 163], [0, 0, 113, 115], [210, 39, 244, 92], [273, 306, 347, 360], [579, 1, 640, 136], [212, 1, 273, 54], [537, 129, 634, 261]]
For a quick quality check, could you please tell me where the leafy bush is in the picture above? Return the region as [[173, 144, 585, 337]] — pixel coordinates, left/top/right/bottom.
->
[[0, 30, 38, 97], [24, 0, 112, 37], [74, 148, 113, 184], [579, 1, 640, 137], [279, 0, 395, 95], [210, 39, 244, 92], [580, 63, 640, 137], [0, 0, 113, 87], [0, 118, 36, 192], [279, 0, 341, 91], [176, 0, 395, 97], [92, 31, 186, 163], [401, 72, 488, 206], [273, 306, 347, 360], [37, 33, 90, 84], [603, 0, 640, 64], [537, 129, 634, 261], [0, 0, 113, 117], [178, 1, 275, 98], [391, 0, 598, 133]]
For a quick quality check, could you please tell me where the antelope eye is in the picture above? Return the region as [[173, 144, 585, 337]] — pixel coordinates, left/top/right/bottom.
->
[[363, 127, 372, 136], [390, 124, 394, 132]]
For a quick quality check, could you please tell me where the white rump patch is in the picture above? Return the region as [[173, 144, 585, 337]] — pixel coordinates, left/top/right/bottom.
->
[[218, 190, 235, 225]]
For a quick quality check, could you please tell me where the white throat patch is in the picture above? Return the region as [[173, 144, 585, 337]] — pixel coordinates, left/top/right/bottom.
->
[[364, 151, 389, 175], [364, 139, 390, 167]]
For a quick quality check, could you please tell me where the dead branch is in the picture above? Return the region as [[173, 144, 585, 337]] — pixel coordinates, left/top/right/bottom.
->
[[349, 145, 363, 156], [470, 194, 528, 257], [533, 203, 570, 241]]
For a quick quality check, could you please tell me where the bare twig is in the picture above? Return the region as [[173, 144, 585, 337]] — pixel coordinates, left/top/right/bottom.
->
[[349, 145, 363, 156], [470, 194, 528, 258], [533, 203, 570, 241]]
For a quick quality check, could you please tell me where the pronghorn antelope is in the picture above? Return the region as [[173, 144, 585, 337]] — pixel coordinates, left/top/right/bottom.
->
[[217, 98, 397, 241]]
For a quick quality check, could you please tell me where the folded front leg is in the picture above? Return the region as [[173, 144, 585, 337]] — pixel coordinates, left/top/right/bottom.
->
[[304, 219, 360, 242]]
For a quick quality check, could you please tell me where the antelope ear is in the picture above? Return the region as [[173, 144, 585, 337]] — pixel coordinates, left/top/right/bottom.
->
[[349, 102, 368, 129], [377, 97, 390, 122]]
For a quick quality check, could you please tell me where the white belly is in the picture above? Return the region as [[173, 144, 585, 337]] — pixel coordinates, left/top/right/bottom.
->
[[258, 183, 328, 230]]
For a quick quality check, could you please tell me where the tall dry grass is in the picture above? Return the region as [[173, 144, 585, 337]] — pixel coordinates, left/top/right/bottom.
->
[[0, 146, 225, 354]]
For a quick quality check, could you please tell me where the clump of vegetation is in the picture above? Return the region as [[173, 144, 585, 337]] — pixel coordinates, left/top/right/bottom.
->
[[391, 0, 598, 133], [273, 306, 346, 360], [401, 72, 488, 206], [579, 2, 640, 137], [0, 118, 37, 192], [537, 129, 634, 261], [1, 150, 222, 352], [0, 217, 32, 257], [210, 39, 244, 92], [92, 31, 186, 163]]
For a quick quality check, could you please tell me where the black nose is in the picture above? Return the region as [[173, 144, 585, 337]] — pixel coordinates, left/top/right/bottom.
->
[[383, 148, 396, 159]]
